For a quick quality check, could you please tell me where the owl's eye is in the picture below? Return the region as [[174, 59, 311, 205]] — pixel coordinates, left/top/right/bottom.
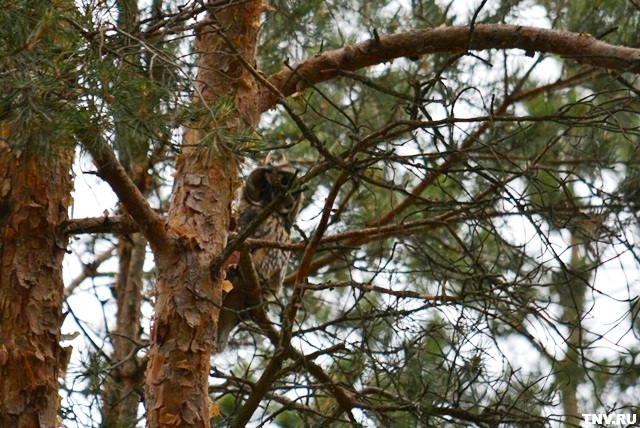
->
[[245, 168, 271, 203], [244, 165, 301, 216], [277, 170, 296, 188], [274, 169, 300, 214]]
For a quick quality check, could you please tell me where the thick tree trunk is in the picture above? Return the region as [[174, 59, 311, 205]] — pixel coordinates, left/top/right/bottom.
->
[[143, 1, 266, 426], [0, 143, 74, 427]]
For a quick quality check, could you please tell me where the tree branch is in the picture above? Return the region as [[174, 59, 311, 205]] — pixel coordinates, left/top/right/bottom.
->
[[259, 24, 640, 111], [282, 67, 596, 283], [82, 135, 170, 251], [64, 246, 116, 297], [65, 214, 140, 235]]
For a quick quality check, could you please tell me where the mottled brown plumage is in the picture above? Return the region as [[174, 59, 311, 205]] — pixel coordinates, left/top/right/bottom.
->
[[216, 155, 302, 351]]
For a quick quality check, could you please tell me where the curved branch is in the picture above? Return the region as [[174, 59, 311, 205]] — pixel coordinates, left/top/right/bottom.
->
[[259, 24, 640, 111]]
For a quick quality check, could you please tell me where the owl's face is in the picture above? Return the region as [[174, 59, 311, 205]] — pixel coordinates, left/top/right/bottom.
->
[[237, 164, 302, 229]]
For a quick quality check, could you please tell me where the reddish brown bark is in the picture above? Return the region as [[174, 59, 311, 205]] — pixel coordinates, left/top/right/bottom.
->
[[0, 142, 74, 427], [142, 2, 267, 427], [90, 136, 169, 252], [72, 18, 640, 427], [259, 24, 640, 111]]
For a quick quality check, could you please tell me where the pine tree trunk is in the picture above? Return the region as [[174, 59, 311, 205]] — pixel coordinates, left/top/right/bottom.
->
[[101, 233, 146, 427], [100, 0, 149, 412], [143, 2, 266, 426], [0, 143, 74, 427]]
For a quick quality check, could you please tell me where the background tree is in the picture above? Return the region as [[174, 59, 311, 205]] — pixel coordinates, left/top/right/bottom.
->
[[0, 1, 78, 425], [2, 0, 640, 427]]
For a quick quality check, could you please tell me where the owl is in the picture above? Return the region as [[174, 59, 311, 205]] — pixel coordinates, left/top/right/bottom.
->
[[216, 154, 302, 351]]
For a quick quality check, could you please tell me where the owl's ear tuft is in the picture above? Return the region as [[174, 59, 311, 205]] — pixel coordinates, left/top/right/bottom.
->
[[263, 151, 288, 167]]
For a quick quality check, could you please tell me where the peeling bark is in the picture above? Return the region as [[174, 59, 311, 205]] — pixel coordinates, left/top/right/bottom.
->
[[0, 143, 74, 427], [143, 2, 267, 427]]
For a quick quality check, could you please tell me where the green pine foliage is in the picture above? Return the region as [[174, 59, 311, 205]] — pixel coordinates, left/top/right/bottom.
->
[[11, 0, 637, 425], [236, 0, 640, 425], [0, 1, 82, 156]]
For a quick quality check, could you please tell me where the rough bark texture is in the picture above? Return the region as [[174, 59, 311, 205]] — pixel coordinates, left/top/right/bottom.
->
[[143, 1, 266, 426], [0, 143, 74, 427]]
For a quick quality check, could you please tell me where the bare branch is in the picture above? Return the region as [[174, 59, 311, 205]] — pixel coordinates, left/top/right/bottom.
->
[[83, 136, 170, 251], [64, 246, 116, 297], [65, 214, 140, 236], [259, 24, 640, 111]]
